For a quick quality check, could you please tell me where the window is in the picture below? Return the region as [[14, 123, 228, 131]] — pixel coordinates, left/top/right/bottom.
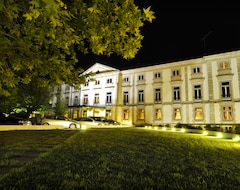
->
[[155, 109, 162, 120], [173, 87, 180, 101], [219, 62, 229, 69], [155, 72, 161, 78], [123, 77, 129, 82], [223, 106, 232, 120], [155, 88, 161, 102], [138, 75, 144, 80], [84, 82, 89, 87], [106, 92, 112, 104], [138, 90, 144, 103], [57, 86, 61, 92], [106, 110, 111, 118], [221, 82, 231, 98], [66, 97, 69, 105], [123, 91, 129, 104], [95, 80, 100, 85], [173, 70, 180, 76], [65, 85, 70, 91], [74, 96, 78, 105], [83, 94, 88, 104], [193, 67, 201, 73], [194, 85, 202, 100], [138, 109, 145, 120], [106, 78, 112, 84], [94, 93, 99, 104], [195, 108, 203, 120], [174, 108, 181, 120], [123, 109, 129, 120]]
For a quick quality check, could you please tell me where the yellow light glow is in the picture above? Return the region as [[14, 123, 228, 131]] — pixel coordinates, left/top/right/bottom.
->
[[217, 133, 222, 138], [203, 131, 208, 135], [154, 127, 158, 130], [171, 127, 176, 132], [181, 128, 185, 132], [81, 125, 87, 130], [232, 136, 240, 141], [162, 127, 167, 131]]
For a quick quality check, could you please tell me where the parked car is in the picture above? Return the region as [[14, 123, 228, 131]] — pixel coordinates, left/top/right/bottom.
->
[[0, 113, 32, 125], [41, 116, 80, 129], [89, 117, 120, 125], [104, 119, 121, 125], [74, 117, 106, 128]]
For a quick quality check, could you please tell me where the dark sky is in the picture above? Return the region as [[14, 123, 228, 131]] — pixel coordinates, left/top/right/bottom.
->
[[77, 1, 240, 70]]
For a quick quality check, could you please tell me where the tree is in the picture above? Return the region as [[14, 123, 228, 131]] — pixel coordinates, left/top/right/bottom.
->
[[0, 79, 51, 115], [53, 94, 68, 117], [0, 0, 155, 96]]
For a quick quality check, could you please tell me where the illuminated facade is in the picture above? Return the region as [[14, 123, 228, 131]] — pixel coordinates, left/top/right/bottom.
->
[[50, 50, 240, 126]]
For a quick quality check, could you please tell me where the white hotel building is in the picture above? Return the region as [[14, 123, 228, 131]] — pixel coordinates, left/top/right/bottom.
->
[[50, 50, 240, 127]]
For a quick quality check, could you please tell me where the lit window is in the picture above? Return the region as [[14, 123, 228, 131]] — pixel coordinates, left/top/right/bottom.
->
[[155, 109, 162, 120], [221, 82, 231, 98], [83, 94, 88, 104], [94, 93, 99, 104], [195, 108, 203, 120], [106, 92, 112, 104], [138, 90, 144, 103], [193, 67, 200, 73], [194, 85, 202, 100], [173, 87, 180, 101], [155, 72, 161, 78], [220, 62, 229, 69], [223, 106, 232, 120], [138, 109, 145, 120], [155, 88, 161, 102], [138, 75, 144, 80], [123, 109, 129, 120], [123, 91, 129, 104], [174, 108, 181, 120]]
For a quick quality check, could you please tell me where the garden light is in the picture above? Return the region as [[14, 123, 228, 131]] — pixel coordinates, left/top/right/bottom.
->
[[81, 125, 87, 130], [171, 127, 176, 132], [217, 133, 223, 138], [232, 136, 240, 141], [162, 127, 167, 131], [203, 131, 208, 135], [181, 128, 185, 132]]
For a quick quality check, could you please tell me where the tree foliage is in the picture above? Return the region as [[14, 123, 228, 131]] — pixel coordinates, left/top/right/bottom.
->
[[53, 93, 68, 117], [0, 0, 155, 96]]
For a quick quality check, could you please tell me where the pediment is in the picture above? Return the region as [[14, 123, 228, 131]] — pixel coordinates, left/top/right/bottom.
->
[[83, 63, 118, 74]]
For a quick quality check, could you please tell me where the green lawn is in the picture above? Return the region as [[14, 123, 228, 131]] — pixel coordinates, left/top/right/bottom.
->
[[0, 127, 240, 189]]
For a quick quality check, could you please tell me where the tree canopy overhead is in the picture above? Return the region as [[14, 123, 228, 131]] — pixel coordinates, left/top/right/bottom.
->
[[0, 0, 155, 96]]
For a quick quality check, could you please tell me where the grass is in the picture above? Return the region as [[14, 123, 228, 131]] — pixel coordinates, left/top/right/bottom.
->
[[0, 127, 240, 189]]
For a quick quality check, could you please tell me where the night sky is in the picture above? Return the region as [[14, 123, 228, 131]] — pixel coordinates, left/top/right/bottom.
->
[[77, 1, 240, 70]]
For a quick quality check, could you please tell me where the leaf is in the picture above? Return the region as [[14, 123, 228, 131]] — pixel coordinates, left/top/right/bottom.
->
[[143, 6, 156, 22]]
